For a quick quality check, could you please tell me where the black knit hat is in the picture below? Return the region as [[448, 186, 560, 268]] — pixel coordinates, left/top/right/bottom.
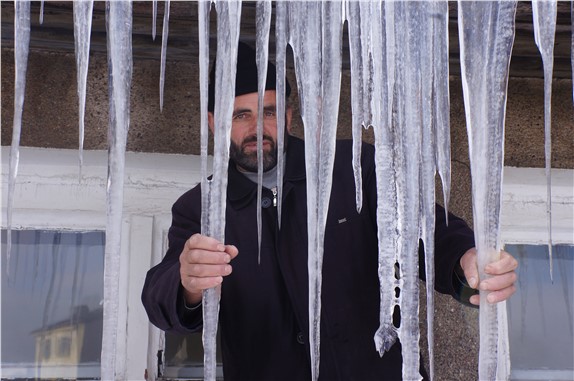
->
[[207, 41, 291, 112]]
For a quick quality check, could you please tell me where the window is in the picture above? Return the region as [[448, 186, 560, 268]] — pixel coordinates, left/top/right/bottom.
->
[[501, 167, 574, 381], [1, 229, 105, 379]]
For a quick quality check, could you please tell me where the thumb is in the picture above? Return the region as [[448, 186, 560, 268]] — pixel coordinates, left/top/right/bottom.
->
[[460, 248, 479, 289]]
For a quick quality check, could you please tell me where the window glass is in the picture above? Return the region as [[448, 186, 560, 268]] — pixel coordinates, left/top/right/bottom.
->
[[1, 230, 105, 380], [506, 244, 574, 380], [163, 331, 223, 379]]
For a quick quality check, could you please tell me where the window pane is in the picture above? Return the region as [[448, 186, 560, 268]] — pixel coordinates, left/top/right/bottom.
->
[[1, 230, 105, 380], [506, 244, 574, 380], [163, 331, 223, 380]]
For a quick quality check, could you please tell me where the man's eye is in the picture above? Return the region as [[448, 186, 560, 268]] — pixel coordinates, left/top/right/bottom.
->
[[234, 113, 247, 120], [264, 110, 276, 118]]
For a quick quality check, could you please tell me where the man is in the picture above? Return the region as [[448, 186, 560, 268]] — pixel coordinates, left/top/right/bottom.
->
[[142, 42, 517, 380]]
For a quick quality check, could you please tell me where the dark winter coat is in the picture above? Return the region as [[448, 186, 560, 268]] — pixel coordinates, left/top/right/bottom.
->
[[142, 136, 476, 381]]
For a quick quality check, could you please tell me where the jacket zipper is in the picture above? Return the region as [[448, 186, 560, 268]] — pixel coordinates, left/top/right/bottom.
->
[[271, 187, 277, 207]]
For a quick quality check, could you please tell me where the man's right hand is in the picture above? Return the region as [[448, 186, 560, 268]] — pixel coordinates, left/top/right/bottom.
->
[[179, 233, 239, 306]]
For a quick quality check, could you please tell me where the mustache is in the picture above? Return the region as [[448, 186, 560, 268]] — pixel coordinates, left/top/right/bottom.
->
[[241, 135, 275, 146]]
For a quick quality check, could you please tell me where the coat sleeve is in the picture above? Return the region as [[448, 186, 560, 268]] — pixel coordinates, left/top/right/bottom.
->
[[141, 187, 204, 333]]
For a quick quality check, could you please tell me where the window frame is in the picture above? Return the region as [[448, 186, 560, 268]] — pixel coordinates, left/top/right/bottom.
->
[[501, 166, 574, 380], [1, 146, 207, 380]]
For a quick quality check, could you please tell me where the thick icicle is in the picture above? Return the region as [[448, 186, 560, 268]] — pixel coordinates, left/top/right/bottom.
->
[[532, 0, 557, 281], [432, 1, 451, 221], [202, 2, 242, 380], [370, 0, 401, 359], [275, 1, 288, 227], [255, 0, 272, 263], [7, 0, 31, 276], [288, 2, 343, 379], [392, 3, 424, 379], [152, 0, 157, 41], [73, 0, 94, 180], [101, 1, 133, 380], [457, 2, 517, 380], [198, 0, 210, 229], [159, 0, 170, 112]]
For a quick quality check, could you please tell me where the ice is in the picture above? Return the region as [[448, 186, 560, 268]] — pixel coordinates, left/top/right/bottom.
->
[[6, 0, 31, 276], [201, 2, 242, 379], [457, 1, 517, 380], [532, 0, 557, 281], [255, 0, 271, 262], [101, 1, 133, 380], [274, 1, 288, 227], [432, 1, 451, 221], [159, 0, 170, 112], [73, 0, 94, 180], [39, 0, 44, 24], [152, 0, 158, 41], [288, 2, 343, 379]]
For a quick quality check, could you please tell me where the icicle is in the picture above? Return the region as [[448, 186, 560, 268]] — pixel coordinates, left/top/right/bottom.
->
[[275, 1, 288, 227], [152, 0, 158, 41], [532, 0, 557, 282], [255, 0, 271, 264], [288, 2, 343, 379], [7, 0, 31, 277], [202, 2, 242, 380], [73, 0, 94, 181], [457, 2, 517, 380], [101, 1, 133, 380], [346, 0, 367, 213], [39, 0, 45, 24], [159, 0, 170, 112], [371, 0, 400, 359], [432, 1, 451, 222], [392, 2, 424, 379]]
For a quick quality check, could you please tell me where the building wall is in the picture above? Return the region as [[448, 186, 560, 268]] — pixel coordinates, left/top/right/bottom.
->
[[1, 47, 573, 380]]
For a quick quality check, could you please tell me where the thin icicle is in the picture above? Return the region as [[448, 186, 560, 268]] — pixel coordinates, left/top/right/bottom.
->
[[255, 0, 271, 264], [289, 2, 343, 379], [275, 1, 288, 227], [457, 2, 517, 380], [432, 1, 451, 222], [101, 1, 133, 380], [73, 0, 94, 180], [159, 0, 170, 112], [202, 2, 242, 380], [39, 0, 44, 24], [152, 0, 158, 41], [198, 0, 211, 233], [532, 0, 557, 282], [346, 0, 365, 214], [7, 0, 31, 277]]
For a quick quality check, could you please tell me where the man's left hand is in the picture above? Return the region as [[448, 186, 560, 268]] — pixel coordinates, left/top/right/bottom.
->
[[459, 248, 518, 306]]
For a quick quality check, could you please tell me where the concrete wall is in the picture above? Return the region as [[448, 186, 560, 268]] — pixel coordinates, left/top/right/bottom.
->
[[2, 47, 573, 380]]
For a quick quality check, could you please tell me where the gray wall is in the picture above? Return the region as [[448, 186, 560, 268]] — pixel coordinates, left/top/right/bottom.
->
[[1, 46, 573, 380]]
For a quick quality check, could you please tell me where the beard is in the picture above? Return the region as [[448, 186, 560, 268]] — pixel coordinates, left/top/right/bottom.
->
[[229, 134, 278, 173]]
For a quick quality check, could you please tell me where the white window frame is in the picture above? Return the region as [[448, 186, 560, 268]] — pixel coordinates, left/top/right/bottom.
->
[[501, 166, 574, 381], [1, 146, 209, 381]]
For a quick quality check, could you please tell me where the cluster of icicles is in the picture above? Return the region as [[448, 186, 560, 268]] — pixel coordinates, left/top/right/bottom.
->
[[6, 1, 569, 380]]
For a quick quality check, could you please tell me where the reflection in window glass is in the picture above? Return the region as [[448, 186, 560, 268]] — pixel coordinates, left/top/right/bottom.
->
[[506, 244, 574, 381], [1, 230, 105, 380]]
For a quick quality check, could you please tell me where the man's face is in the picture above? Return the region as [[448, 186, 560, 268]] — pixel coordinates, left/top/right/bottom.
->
[[209, 90, 292, 173]]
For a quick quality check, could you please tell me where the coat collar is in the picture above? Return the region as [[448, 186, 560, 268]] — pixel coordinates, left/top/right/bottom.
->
[[227, 135, 306, 209]]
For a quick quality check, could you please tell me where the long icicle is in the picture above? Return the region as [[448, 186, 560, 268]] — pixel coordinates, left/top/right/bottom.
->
[[73, 0, 94, 181], [101, 1, 132, 379], [202, 2, 242, 380], [255, 0, 271, 263], [457, 2, 517, 379], [532, 0, 557, 281], [275, 0, 288, 228], [7, 0, 31, 276], [152, 0, 157, 41], [159, 0, 170, 112]]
